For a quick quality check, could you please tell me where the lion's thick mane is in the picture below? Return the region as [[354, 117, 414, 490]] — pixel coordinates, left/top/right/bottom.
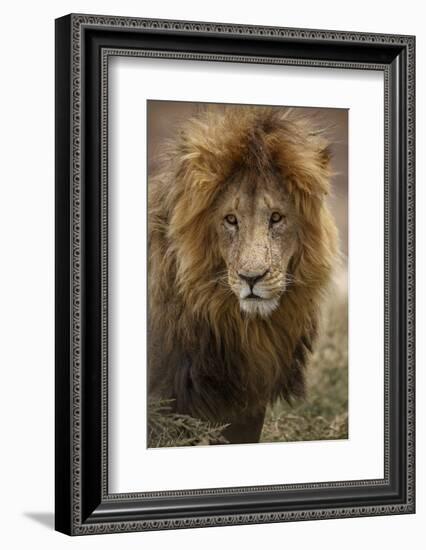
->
[[148, 106, 338, 422]]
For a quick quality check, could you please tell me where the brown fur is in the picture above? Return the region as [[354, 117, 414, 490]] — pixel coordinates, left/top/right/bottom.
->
[[148, 105, 338, 434]]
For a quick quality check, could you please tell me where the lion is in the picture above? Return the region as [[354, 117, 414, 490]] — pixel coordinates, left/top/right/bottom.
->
[[148, 105, 338, 444]]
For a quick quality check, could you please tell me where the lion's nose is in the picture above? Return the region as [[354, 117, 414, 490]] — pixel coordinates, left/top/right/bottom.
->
[[238, 270, 269, 289]]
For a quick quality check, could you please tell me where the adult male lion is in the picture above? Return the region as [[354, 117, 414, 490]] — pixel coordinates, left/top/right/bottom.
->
[[148, 105, 338, 444]]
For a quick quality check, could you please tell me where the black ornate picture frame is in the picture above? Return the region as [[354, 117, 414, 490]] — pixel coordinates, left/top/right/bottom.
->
[[55, 13, 415, 535]]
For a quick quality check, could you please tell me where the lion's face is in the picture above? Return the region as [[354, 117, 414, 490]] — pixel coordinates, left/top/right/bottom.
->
[[216, 169, 299, 317]]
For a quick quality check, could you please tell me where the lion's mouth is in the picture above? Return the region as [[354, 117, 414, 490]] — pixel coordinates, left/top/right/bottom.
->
[[239, 294, 280, 317], [245, 293, 264, 300]]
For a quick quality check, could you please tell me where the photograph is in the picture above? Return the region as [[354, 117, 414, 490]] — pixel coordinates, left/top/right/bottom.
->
[[147, 101, 349, 447]]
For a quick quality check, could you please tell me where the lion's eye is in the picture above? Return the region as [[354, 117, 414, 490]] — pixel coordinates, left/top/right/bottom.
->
[[224, 214, 238, 226], [270, 212, 283, 224]]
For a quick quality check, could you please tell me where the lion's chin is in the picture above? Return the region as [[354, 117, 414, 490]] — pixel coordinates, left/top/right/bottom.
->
[[239, 296, 280, 317]]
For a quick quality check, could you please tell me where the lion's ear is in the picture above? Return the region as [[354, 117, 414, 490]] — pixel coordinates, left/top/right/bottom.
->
[[319, 145, 332, 169], [314, 145, 332, 197]]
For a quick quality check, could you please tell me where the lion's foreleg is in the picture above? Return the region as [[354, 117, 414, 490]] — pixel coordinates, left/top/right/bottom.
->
[[222, 408, 266, 444]]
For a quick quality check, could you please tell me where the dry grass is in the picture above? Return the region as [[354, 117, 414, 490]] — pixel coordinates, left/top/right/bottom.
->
[[148, 291, 348, 447], [147, 399, 229, 448]]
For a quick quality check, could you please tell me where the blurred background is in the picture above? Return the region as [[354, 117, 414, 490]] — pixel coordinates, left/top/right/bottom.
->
[[147, 101, 348, 446]]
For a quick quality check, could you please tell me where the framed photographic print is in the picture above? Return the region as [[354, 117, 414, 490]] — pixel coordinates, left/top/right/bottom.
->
[[55, 14, 415, 535]]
